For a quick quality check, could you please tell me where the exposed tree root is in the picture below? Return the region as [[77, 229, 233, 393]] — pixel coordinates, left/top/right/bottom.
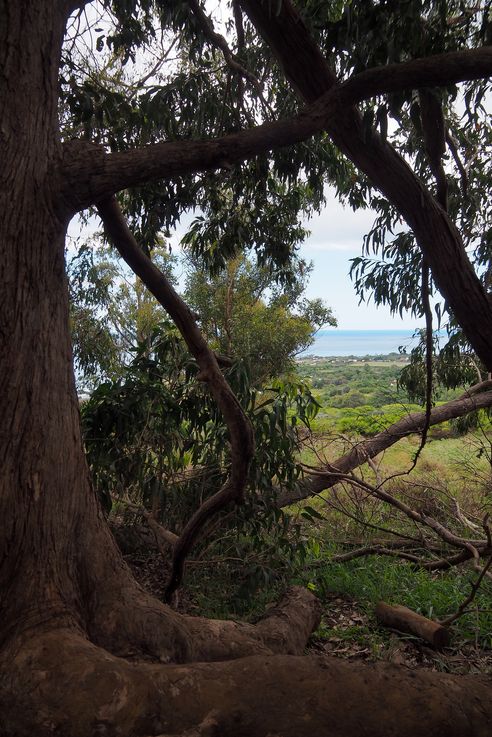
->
[[87, 576, 321, 663], [2, 627, 491, 737]]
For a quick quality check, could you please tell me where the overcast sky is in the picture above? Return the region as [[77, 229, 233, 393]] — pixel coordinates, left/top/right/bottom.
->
[[297, 190, 426, 330], [166, 188, 426, 332]]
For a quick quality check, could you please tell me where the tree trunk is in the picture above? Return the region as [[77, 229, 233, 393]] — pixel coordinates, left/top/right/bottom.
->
[[1, 3, 491, 736]]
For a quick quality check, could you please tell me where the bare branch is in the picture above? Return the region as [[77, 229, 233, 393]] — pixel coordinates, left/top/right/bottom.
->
[[331, 544, 428, 565], [121, 500, 179, 551], [279, 384, 492, 507], [439, 554, 492, 627]]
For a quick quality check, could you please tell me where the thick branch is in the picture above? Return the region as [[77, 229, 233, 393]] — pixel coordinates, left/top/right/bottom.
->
[[97, 197, 254, 601], [239, 0, 492, 368], [62, 47, 492, 210], [279, 383, 492, 506]]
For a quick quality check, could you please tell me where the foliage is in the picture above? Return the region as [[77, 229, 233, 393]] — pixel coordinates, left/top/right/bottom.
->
[[62, 1, 492, 399], [184, 253, 334, 382], [68, 235, 177, 388], [63, 0, 492, 634], [82, 323, 320, 529], [398, 328, 486, 403]]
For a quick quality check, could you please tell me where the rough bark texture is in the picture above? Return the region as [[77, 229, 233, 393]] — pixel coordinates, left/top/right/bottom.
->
[[1, 2, 492, 736], [3, 631, 492, 737]]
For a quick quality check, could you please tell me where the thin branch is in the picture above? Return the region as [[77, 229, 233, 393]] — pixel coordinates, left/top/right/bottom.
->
[[412, 260, 433, 466], [337, 474, 487, 563], [331, 545, 429, 565], [439, 554, 492, 626], [446, 130, 469, 196], [186, 0, 272, 115]]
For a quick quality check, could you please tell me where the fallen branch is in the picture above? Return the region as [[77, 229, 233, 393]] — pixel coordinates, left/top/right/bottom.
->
[[279, 382, 492, 506], [121, 500, 179, 552], [375, 601, 451, 648]]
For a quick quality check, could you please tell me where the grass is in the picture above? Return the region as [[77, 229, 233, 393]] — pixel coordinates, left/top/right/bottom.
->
[[291, 544, 492, 648], [186, 357, 492, 657]]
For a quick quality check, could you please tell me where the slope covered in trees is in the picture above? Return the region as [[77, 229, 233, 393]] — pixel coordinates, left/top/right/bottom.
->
[[1, 1, 492, 735]]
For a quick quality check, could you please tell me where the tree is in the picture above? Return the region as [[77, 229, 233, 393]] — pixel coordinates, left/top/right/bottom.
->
[[2, 2, 492, 736], [69, 235, 177, 388], [184, 253, 334, 382]]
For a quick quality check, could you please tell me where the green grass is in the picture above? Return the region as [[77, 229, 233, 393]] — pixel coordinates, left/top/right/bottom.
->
[[292, 542, 492, 648]]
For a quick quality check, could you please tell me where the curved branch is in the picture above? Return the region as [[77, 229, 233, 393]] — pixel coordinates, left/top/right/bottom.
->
[[240, 0, 492, 367], [279, 382, 492, 506], [96, 196, 254, 602]]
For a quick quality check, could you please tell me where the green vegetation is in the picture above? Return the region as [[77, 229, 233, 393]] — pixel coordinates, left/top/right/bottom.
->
[[174, 353, 492, 659], [5, 0, 492, 732]]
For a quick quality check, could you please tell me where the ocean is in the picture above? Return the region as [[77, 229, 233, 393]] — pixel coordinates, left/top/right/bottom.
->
[[302, 329, 420, 357]]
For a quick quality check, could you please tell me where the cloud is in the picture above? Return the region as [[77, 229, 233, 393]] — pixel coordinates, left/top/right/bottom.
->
[[302, 188, 376, 251]]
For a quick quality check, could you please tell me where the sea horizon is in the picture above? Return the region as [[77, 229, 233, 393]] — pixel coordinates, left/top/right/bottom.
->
[[301, 328, 429, 357]]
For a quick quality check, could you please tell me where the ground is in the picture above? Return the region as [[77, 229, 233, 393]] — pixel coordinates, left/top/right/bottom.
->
[[120, 524, 492, 677]]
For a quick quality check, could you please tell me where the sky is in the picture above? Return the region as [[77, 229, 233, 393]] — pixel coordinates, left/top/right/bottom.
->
[[165, 189, 426, 332], [297, 191, 427, 331]]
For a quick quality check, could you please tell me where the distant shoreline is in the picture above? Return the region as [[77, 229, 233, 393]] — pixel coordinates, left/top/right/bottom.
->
[[297, 353, 409, 365], [301, 329, 440, 358]]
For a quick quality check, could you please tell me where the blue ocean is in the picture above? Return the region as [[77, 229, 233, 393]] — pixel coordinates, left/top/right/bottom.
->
[[303, 329, 420, 357]]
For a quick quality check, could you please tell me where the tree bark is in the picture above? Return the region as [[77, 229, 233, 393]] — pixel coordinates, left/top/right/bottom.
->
[[1, 3, 492, 736], [3, 630, 491, 737], [375, 602, 451, 648]]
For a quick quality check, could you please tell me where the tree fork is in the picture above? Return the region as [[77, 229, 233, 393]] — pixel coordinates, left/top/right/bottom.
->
[[239, 0, 492, 369]]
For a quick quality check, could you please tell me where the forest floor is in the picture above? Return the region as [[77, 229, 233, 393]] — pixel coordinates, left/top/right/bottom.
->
[[121, 538, 492, 676]]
